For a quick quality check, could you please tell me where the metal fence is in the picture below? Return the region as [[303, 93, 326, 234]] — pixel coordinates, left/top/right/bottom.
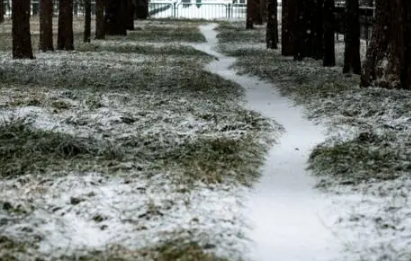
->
[[148, 1, 247, 20]]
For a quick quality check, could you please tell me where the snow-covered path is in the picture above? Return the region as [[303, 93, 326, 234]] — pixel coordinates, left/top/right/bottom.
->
[[193, 24, 343, 261]]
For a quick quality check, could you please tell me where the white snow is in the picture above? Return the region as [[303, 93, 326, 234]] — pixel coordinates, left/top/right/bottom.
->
[[193, 23, 344, 261]]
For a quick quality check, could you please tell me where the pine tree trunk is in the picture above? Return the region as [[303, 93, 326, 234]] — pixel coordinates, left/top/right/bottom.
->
[[361, 0, 411, 89], [0, 0, 4, 23], [105, 0, 127, 35], [260, 0, 267, 23], [246, 0, 254, 29], [84, 0, 91, 42], [95, 0, 105, 39], [57, 0, 74, 50], [12, 0, 34, 59], [253, 0, 263, 25], [323, 0, 335, 66], [266, 0, 278, 49], [343, 0, 361, 74], [40, 0, 54, 51], [126, 0, 135, 30], [313, 0, 323, 59], [294, 0, 317, 60], [281, 0, 296, 56], [135, 0, 148, 19]]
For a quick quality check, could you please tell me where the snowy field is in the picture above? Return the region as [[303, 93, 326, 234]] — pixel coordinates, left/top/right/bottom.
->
[[0, 19, 280, 260]]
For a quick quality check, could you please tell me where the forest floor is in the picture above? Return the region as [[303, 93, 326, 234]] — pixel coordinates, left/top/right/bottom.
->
[[0, 19, 278, 261], [0, 17, 411, 261]]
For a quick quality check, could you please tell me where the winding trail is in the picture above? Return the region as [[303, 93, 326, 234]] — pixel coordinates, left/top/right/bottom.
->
[[193, 24, 342, 261]]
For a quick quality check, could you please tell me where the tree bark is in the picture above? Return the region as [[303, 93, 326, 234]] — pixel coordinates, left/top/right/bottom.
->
[[343, 0, 361, 74], [57, 0, 74, 50], [361, 0, 411, 89], [12, 0, 34, 59], [126, 0, 135, 30], [40, 0, 54, 51], [281, 0, 296, 56], [253, 0, 263, 25], [323, 0, 335, 66], [84, 0, 91, 42], [95, 0, 105, 39], [294, 0, 317, 60], [135, 0, 148, 19], [260, 0, 267, 23], [105, 0, 127, 35], [266, 0, 278, 49], [0, 0, 4, 23], [246, 0, 254, 29]]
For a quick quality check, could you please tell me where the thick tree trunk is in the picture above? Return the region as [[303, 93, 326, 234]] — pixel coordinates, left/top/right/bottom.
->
[[126, 0, 135, 30], [12, 0, 34, 59], [266, 0, 278, 49], [361, 0, 411, 89], [281, 0, 296, 56], [294, 0, 317, 60], [40, 0, 54, 51], [260, 0, 267, 23], [57, 0, 74, 50], [105, 0, 127, 35], [323, 0, 335, 66], [313, 0, 323, 59], [253, 0, 263, 25], [246, 0, 255, 29], [95, 0, 105, 39], [84, 0, 91, 42], [343, 0, 361, 74], [135, 0, 148, 19], [0, 0, 4, 23]]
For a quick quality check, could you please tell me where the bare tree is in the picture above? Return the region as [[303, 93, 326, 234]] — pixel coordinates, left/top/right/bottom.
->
[[57, 0, 74, 50], [361, 0, 411, 89], [343, 0, 361, 74], [95, 0, 105, 39], [84, 0, 91, 42], [12, 0, 34, 59], [40, 0, 54, 51], [266, 0, 278, 49]]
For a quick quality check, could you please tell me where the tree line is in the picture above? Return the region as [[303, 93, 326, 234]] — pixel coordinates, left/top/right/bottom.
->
[[249, 0, 411, 90], [4, 0, 148, 59]]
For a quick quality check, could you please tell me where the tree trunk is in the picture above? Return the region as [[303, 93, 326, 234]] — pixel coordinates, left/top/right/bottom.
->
[[12, 0, 34, 59], [105, 0, 127, 35], [294, 0, 317, 60], [95, 0, 105, 39], [323, 0, 335, 66], [260, 0, 267, 23], [126, 0, 135, 30], [313, 0, 323, 59], [40, 0, 54, 51], [361, 0, 411, 89], [135, 0, 148, 19], [266, 0, 278, 49], [57, 0, 74, 50], [246, 0, 254, 29], [343, 0, 361, 74], [84, 0, 91, 42], [0, 0, 4, 23], [281, 0, 296, 56], [253, 0, 263, 25]]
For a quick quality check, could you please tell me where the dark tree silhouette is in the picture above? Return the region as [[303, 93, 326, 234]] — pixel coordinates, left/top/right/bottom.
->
[[12, 0, 34, 59], [246, 0, 255, 29], [126, 0, 135, 30], [40, 0, 54, 51], [84, 0, 91, 42], [0, 0, 4, 23], [135, 0, 148, 19], [266, 0, 278, 49], [95, 0, 105, 39], [57, 0, 74, 50], [323, 0, 335, 66], [343, 0, 361, 74], [105, 0, 127, 35], [281, 0, 296, 56]]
